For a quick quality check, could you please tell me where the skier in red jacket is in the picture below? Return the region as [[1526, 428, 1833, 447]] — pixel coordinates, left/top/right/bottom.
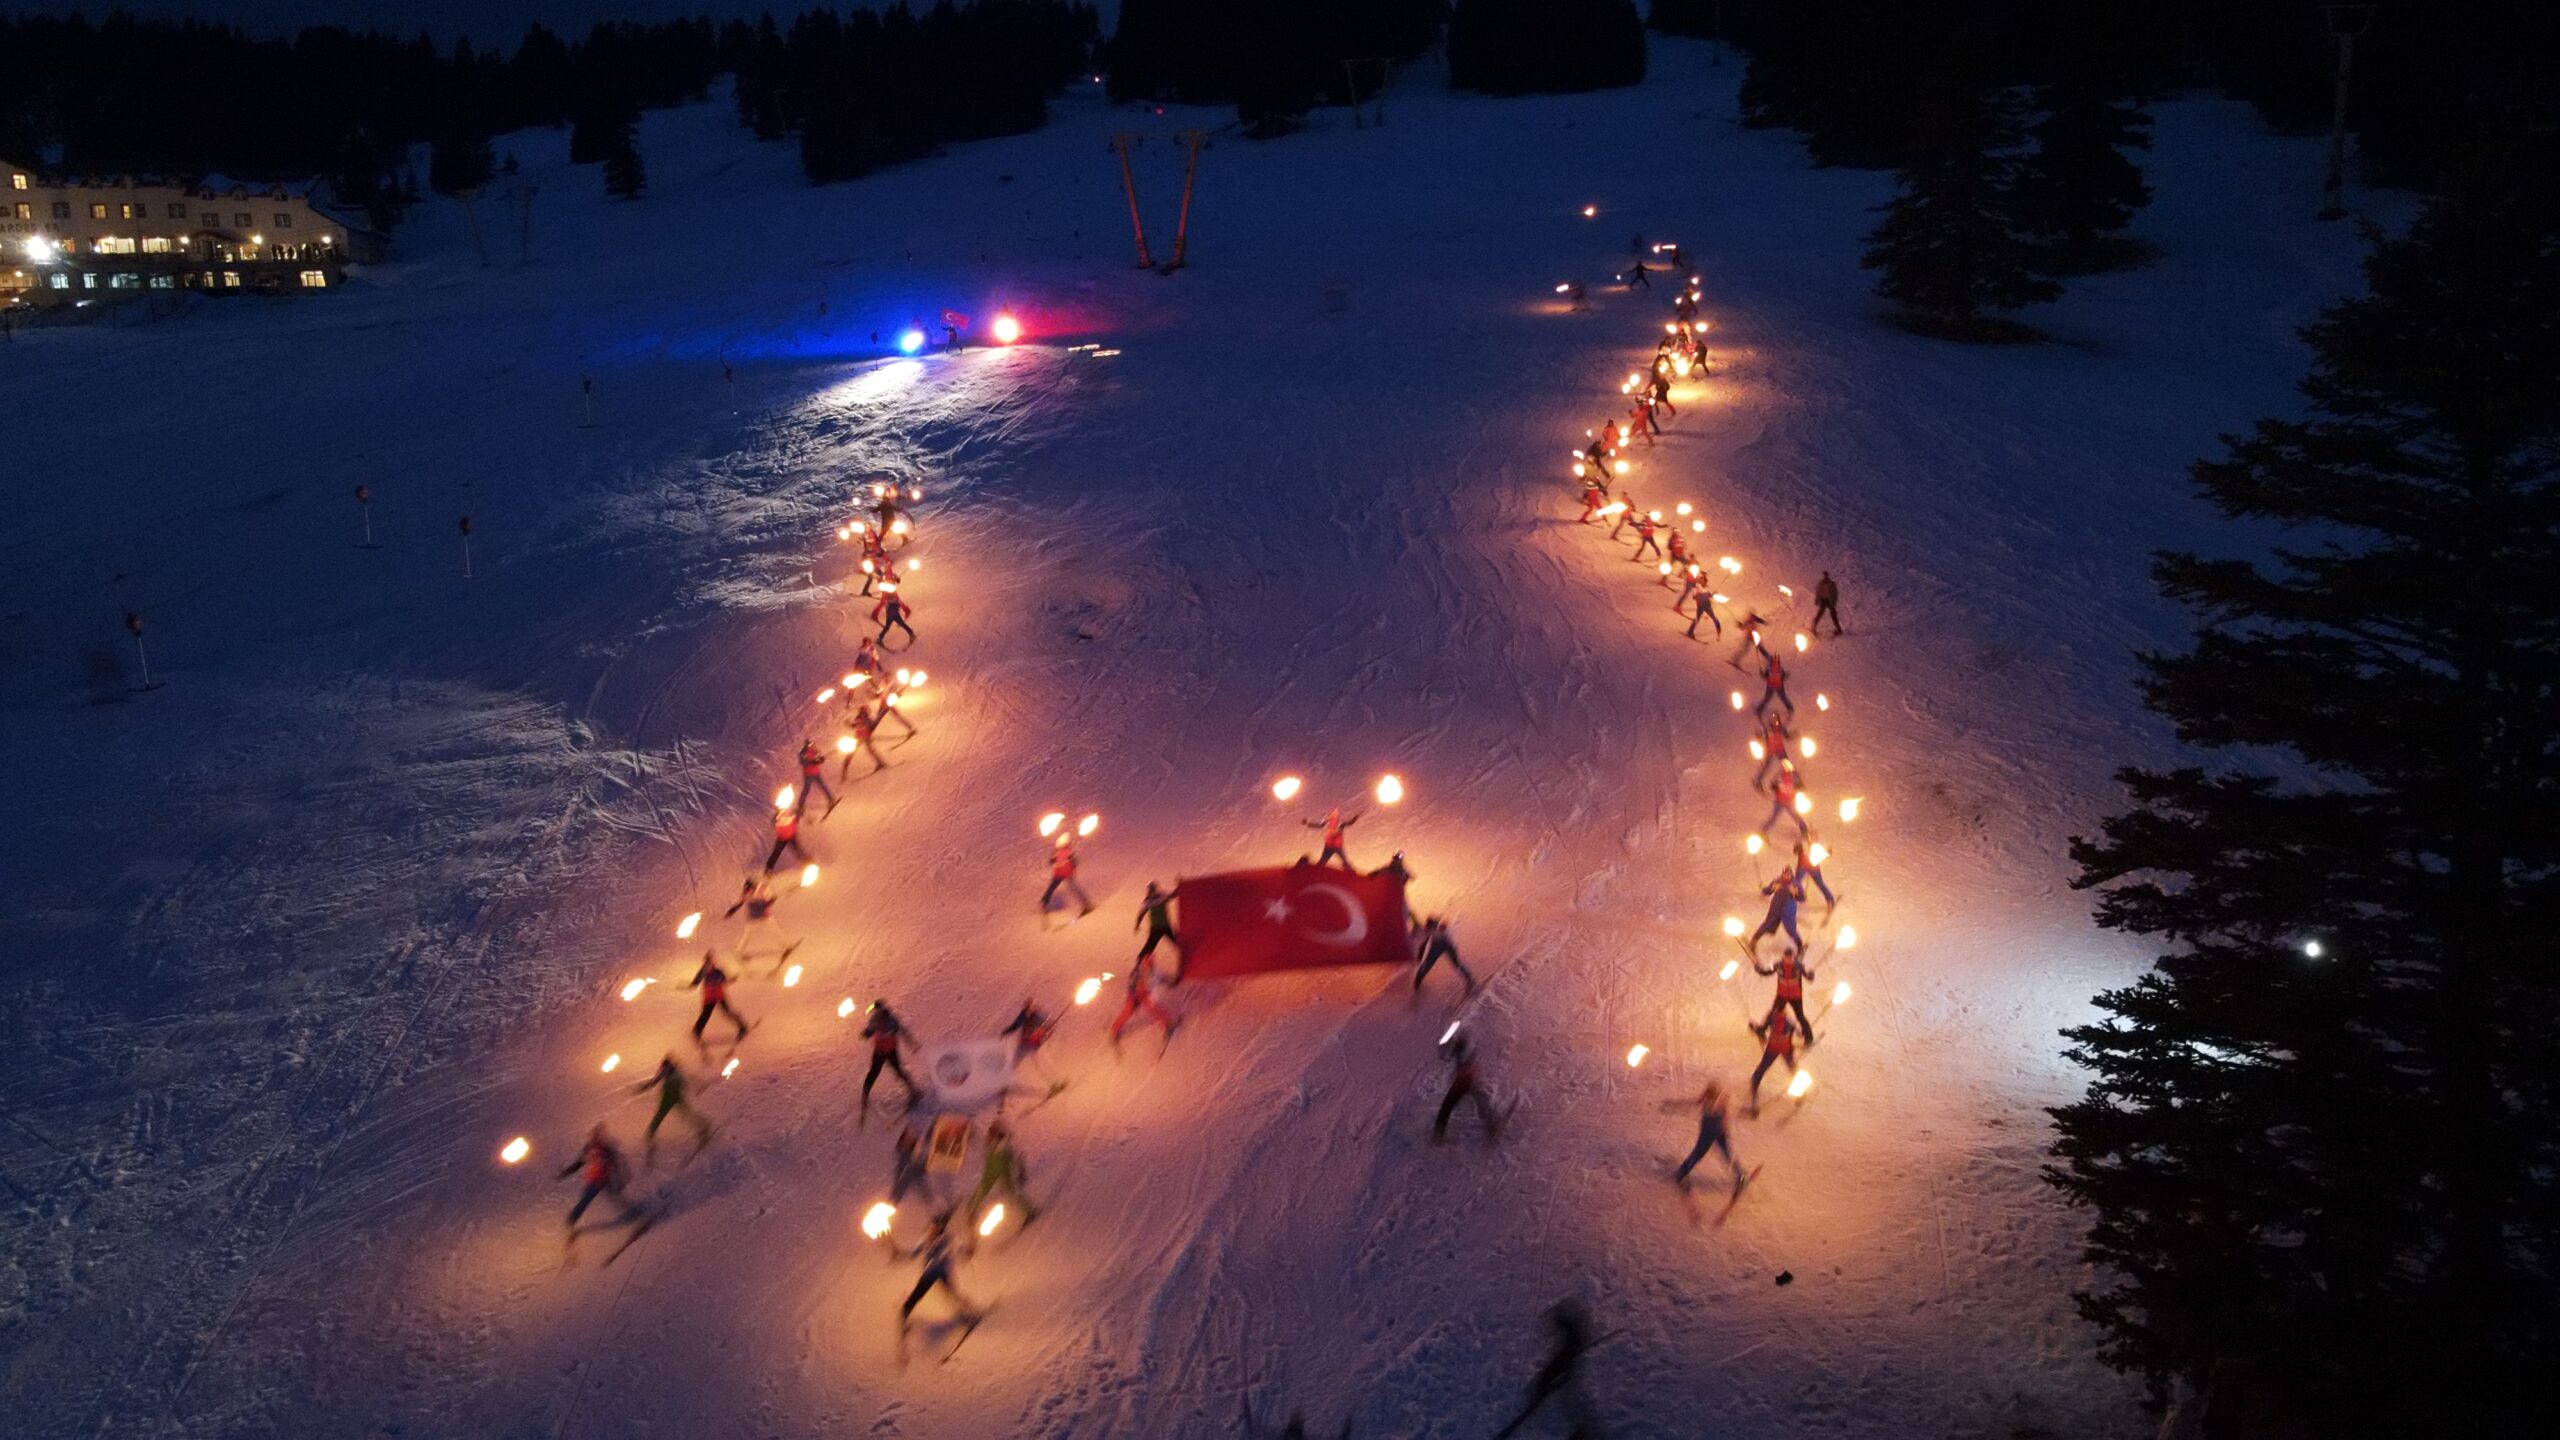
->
[[763, 804, 807, 872], [1754, 945, 1817, 1044], [688, 952, 751, 1044], [1042, 836, 1094, 916], [1746, 1001, 1799, 1115], [560, 1125, 641, 1229], [1304, 807, 1359, 869], [796, 739, 838, 814], [1110, 952, 1178, 1046]]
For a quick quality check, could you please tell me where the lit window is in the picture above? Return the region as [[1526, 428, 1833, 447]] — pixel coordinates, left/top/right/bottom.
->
[[221, 270, 240, 288], [120, 203, 136, 219], [110, 272, 139, 289], [81, 272, 96, 288], [9, 172, 25, 190], [149, 274, 174, 289], [141, 237, 172, 254], [95, 237, 135, 255], [90, 203, 107, 219], [299, 269, 326, 288], [11, 203, 26, 220]]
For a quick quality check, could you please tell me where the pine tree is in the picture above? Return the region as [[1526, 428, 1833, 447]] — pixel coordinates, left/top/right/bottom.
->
[[603, 122, 645, 200], [2052, 169, 2560, 1434], [1857, 87, 2057, 338], [428, 128, 493, 195], [2014, 77, 2152, 274]]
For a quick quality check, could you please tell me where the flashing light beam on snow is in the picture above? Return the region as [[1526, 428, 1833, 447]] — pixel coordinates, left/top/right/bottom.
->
[[991, 313, 1023, 345], [837, 997, 857, 1019], [978, 1203, 1007, 1237], [1719, 959, 1741, 981], [676, 912, 702, 939], [1074, 977, 1103, 1006], [863, 1201, 897, 1239], [1271, 775, 1304, 802], [1078, 813, 1100, 838], [1038, 812, 1065, 837], [499, 1136, 531, 1165], [1838, 797, 1863, 822], [1831, 981, 1852, 1005], [600, 1053, 621, 1073], [1787, 1069, 1814, 1099], [1625, 1044, 1650, 1068], [620, 977, 654, 1002], [1722, 916, 1746, 938]]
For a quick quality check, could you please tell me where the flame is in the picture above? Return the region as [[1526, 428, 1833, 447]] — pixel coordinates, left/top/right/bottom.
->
[[1271, 775, 1303, 801], [1692, 520, 1706, 532], [1718, 959, 1741, 981], [1719, 557, 1742, 574], [841, 673, 861, 688], [1077, 813, 1100, 837], [837, 997, 857, 1018], [802, 863, 820, 887], [783, 963, 804, 987], [896, 668, 913, 687], [1838, 797, 1863, 822], [883, 692, 899, 708], [1831, 981, 1852, 1005], [500, 1136, 531, 1164], [1745, 834, 1764, 855], [620, 977, 654, 1002], [910, 670, 928, 686], [1722, 916, 1745, 938], [1807, 842, 1829, 865], [978, 1203, 1006, 1237], [1037, 812, 1065, 837], [1793, 793, 1813, 816], [775, 785, 795, 811], [890, 518, 910, 535], [1749, 740, 1767, 761], [862, 1202, 896, 1240], [903, 559, 921, 572], [817, 687, 837, 703], [1625, 1043, 1650, 1068], [837, 526, 852, 540], [1816, 693, 1831, 712], [1777, 585, 1794, 598], [1613, 460, 1630, 475], [1797, 737, 1817, 759], [600, 1053, 621, 1073], [677, 912, 702, 940], [1839, 926, 1859, 949], [837, 737, 857, 753], [1793, 633, 1809, 653], [1581, 204, 1597, 217], [1676, 502, 1693, 515], [1074, 977, 1102, 1005], [1786, 1069, 1813, 1098], [1374, 774, 1405, 805], [1729, 691, 1746, 710], [721, 1057, 740, 1079], [1657, 562, 1673, 576]]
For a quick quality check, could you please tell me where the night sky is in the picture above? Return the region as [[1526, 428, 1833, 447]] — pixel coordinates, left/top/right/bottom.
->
[[9, 2, 1116, 46]]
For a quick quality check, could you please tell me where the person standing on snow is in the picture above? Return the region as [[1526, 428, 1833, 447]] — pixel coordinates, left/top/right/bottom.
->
[[724, 875, 777, 922], [1649, 368, 1677, 418], [896, 1212, 982, 1326], [1135, 881, 1182, 964], [967, 1119, 1041, 1227], [841, 704, 890, 779], [634, 1053, 713, 1160], [1746, 1001, 1801, 1115], [797, 739, 838, 814], [851, 635, 884, 685], [1728, 609, 1770, 668], [1673, 1079, 1750, 1195], [1002, 996, 1064, 1090], [688, 952, 752, 1044], [1754, 709, 1796, 792], [1433, 1034, 1502, 1144], [1628, 397, 1656, 444], [860, 1000, 916, 1110], [1109, 951, 1179, 1047], [1755, 946, 1817, 1044], [1760, 761, 1811, 839], [763, 801, 807, 873], [1578, 476, 1611, 525], [1625, 258, 1651, 291], [1493, 1301, 1599, 1438], [1748, 872, 1804, 956], [560, 1125, 642, 1230], [1629, 509, 1664, 563], [1412, 915, 1477, 995], [873, 585, 917, 647], [1304, 807, 1359, 869], [1685, 586, 1723, 640], [1042, 836, 1094, 916], [1811, 570, 1844, 636]]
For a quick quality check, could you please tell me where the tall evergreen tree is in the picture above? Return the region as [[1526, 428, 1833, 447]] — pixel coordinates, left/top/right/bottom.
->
[[2052, 169, 2560, 1434], [2014, 76, 2152, 274], [603, 122, 645, 200], [1857, 87, 2056, 338], [427, 128, 493, 195]]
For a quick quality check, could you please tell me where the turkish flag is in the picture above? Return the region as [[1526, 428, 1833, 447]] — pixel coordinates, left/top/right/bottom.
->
[[1174, 865, 1412, 980]]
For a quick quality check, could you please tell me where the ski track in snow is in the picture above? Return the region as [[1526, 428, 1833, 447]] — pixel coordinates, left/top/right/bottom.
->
[[0, 42, 2406, 1440]]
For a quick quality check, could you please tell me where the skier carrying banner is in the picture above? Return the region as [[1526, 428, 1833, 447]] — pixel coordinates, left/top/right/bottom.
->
[[1135, 881, 1182, 963], [688, 952, 751, 1044]]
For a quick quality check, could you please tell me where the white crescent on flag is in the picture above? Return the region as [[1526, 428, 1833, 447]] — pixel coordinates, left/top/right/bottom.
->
[[1296, 883, 1369, 947]]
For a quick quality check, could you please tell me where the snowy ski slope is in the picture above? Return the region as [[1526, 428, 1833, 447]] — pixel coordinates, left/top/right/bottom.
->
[[0, 40, 2401, 1439]]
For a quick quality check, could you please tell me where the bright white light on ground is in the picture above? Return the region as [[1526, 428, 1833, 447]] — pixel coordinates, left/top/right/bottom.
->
[[1816, 693, 1831, 711], [783, 964, 804, 988], [837, 997, 857, 1019], [978, 1203, 1007, 1237], [1839, 927, 1859, 949], [863, 1201, 896, 1238], [1271, 775, 1303, 801], [721, 1057, 740, 1079], [2303, 940, 2324, 958], [1625, 1044, 1649, 1068], [1078, 813, 1100, 837], [775, 785, 795, 811], [1787, 1070, 1814, 1098], [1838, 797, 1862, 821], [1722, 916, 1745, 937], [991, 313, 1023, 345], [1745, 834, 1764, 855], [1807, 843, 1828, 865], [620, 978, 654, 1002], [601, 1053, 621, 1073], [1719, 959, 1740, 981], [1798, 737, 1817, 759], [1075, 977, 1102, 1005], [677, 912, 701, 939], [1375, 774, 1405, 805], [1832, 981, 1852, 1005], [499, 1137, 531, 1165]]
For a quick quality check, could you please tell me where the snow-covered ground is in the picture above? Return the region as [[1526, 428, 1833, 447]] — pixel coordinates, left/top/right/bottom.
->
[[0, 42, 2400, 1439]]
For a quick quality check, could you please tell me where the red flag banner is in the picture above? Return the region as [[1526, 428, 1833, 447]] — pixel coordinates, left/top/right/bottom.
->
[[1174, 865, 1411, 980]]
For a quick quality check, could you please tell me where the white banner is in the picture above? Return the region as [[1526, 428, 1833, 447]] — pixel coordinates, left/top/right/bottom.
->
[[917, 1037, 1016, 1110]]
